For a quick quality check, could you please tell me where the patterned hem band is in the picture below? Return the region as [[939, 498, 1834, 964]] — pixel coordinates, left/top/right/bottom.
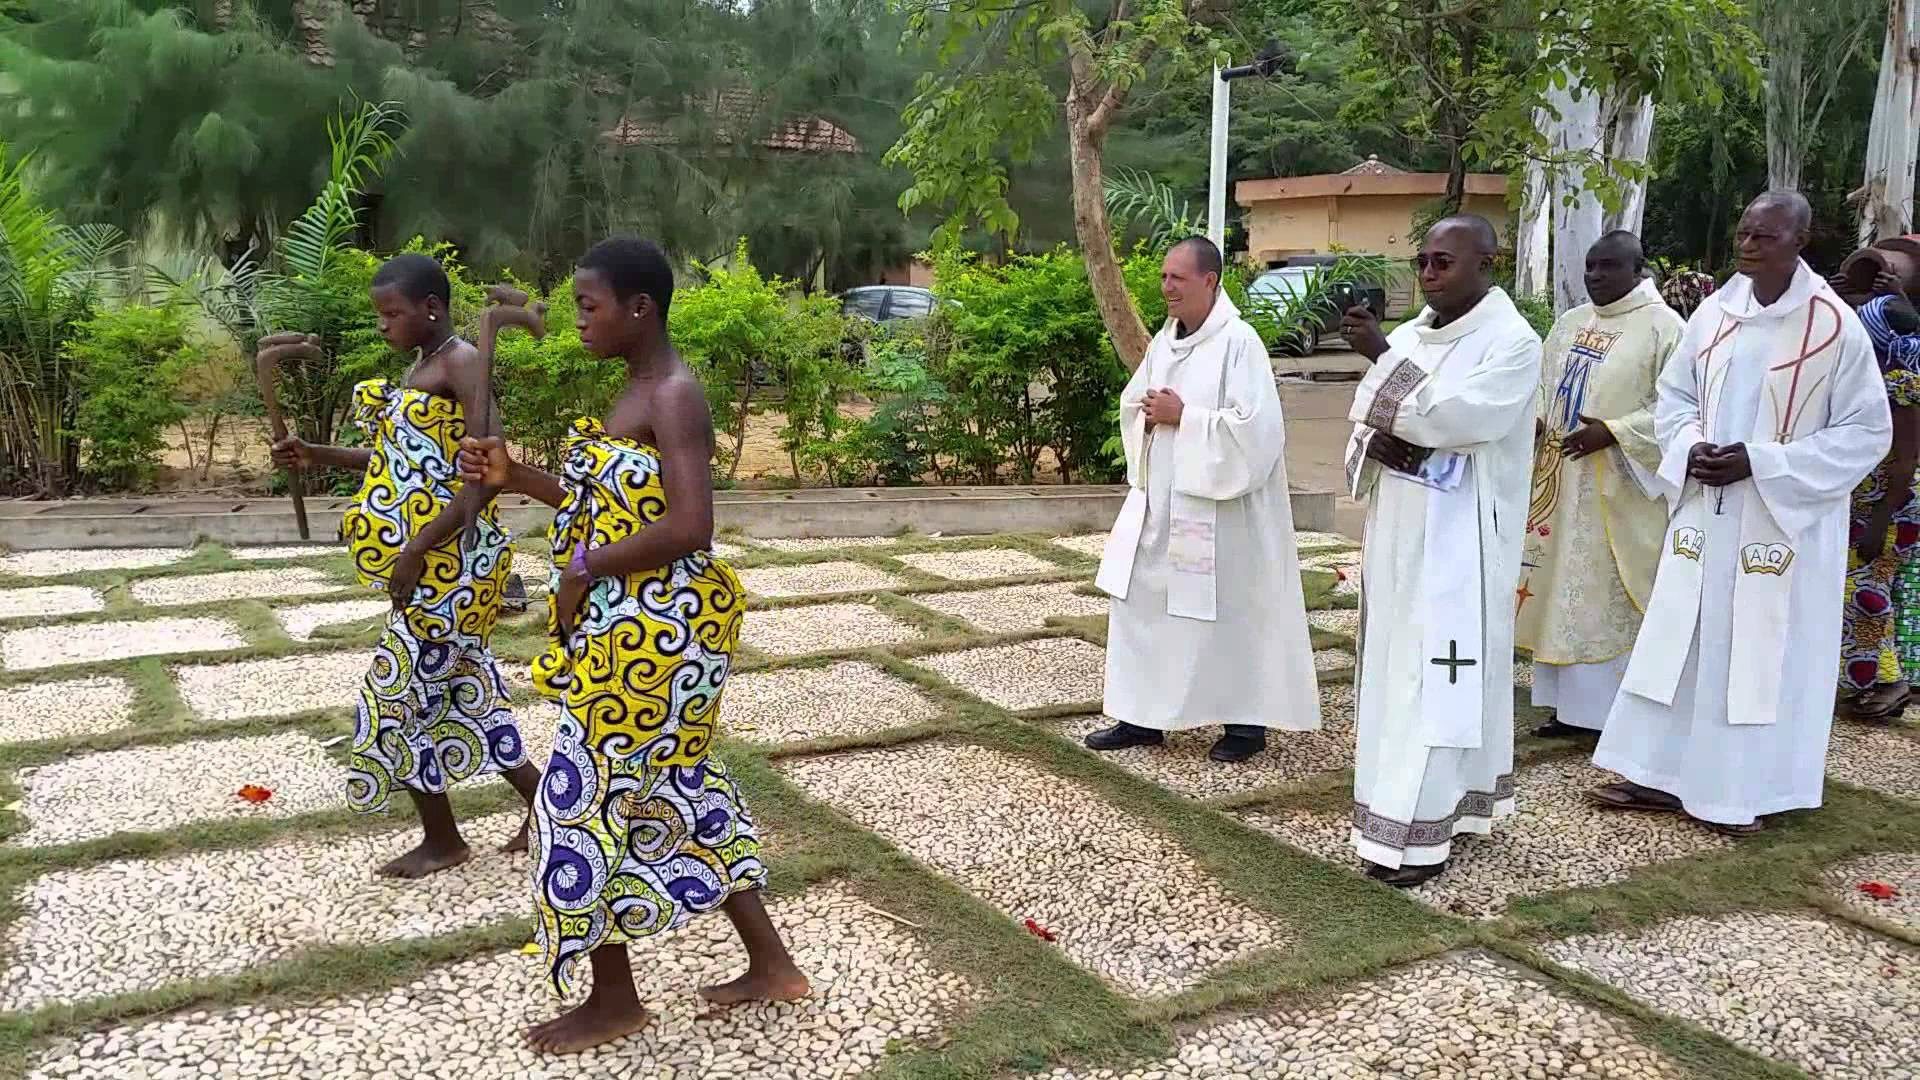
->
[[1352, 773, 1517, 850]]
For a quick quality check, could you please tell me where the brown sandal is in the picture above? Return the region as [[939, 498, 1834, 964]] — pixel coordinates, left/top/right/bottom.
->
[[1587, 781, 1683, 813], [1703, 819, 1764, 837]]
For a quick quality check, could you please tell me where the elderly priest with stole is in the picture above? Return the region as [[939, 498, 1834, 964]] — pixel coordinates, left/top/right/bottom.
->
[[1592, 191, 1890, 835]]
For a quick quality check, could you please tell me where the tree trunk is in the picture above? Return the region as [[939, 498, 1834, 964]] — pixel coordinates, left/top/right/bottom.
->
[[1764, 30, 1806, 191], [1860, 0, 1920, 244], [1549, 81, 1604, 314], [1602, 92, 1655, 234], [1514, 108, 1552, 300], [1064, 63, 1152, 372]]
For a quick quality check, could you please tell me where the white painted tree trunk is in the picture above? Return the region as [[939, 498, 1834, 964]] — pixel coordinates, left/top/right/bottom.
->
[[1550, 84, 1604, 314], [1602, 93, 1655, 234], [1515, 107, 1552, 301], [1861, 0, 1920, 244]]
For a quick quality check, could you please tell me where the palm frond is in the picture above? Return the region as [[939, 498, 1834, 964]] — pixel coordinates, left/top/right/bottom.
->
[[280, 99, 407, 287], [1104, 168, 1200, 248]]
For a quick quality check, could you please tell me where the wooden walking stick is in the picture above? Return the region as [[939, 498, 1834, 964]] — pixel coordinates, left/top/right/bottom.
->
[[254, 332, 324, 541], [460, 293, 546, 556]]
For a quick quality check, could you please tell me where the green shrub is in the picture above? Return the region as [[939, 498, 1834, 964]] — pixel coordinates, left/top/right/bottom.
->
[[67, 303, 199, 490]]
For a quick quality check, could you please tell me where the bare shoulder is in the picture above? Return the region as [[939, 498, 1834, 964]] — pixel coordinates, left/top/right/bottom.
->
[[652, 365, 712, 423]]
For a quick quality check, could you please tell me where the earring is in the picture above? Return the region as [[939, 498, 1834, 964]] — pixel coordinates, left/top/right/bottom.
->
[[429, 314, 437, 322]]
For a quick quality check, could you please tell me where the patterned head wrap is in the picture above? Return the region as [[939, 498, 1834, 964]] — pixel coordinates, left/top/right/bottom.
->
[[1860, 295, 1920, 373]]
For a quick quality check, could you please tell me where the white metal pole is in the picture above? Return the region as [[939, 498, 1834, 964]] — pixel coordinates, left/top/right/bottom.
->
[[1207, 64, 1229, 251]]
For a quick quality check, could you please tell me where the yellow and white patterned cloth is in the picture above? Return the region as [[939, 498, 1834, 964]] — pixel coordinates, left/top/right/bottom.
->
[[530, 417, 763, 994], [339, 378, 525, 812]]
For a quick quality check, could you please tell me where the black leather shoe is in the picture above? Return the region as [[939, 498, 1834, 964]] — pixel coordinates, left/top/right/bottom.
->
[[1532, 718, 1592, 738], [1372, 860, 1448, 888], [1084, 721, 1164, 751], [1208, 729, 1267, 762]]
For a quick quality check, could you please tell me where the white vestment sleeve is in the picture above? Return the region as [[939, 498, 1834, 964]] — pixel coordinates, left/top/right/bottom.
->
[[1605, 315, 1680, 473], [1350, 332, 1541, 450], [1746, 326, 1893, 538], [1117, 338, 1157, 487], [1652, 319, 1710, 499], [1171, 330, 1285, 501]]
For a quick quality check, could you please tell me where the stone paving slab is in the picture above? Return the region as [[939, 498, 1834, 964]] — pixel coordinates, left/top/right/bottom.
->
[[1827, 723, 1920, 801], [752, 536, 898, 552], [723, 662, 941, 745], [1294, 531, 1357, 553], [229, 545, 347, 561], [736, 561, 908, 598], [275, 599, 389, 642], [1825, 852, 1920, 933], [0, 676, 135, 746], [1047, 534, 1108, 559], [1045, 684, 1356, 798], [26, 884, 973, 1080], [8, 732, 340, 847], [742, 602, 921, 656], [916, 581, 1109, 634], [1244, 761, 1730, 918], [0, 813, 525, 1011], [1040, 951, 1683, 1079], [894, 548, 1059, 581], [783, 743, 1291, 997], [2, 617, 247, 671], [912, 637, 1106, 711], [174, 651, 369, 722], [0, 548, 188, 578], [1307, 609, 1359, 638], [0, 586, 106, 620], [1543, 913, 1920, 1079], [129, 568, 340, 606]]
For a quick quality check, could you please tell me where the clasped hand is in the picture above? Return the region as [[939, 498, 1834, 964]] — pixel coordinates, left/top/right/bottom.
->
[[1686, 442, 1753, 487], [1366, 432, 1431, 474], [1142, 387, 1184, 427]]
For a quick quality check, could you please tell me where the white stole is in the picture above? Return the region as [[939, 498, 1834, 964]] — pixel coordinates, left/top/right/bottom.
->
[[1345, 294, 1538, 750], [1621, 277, 1850, 726], [1096, 295, 1239, 621]]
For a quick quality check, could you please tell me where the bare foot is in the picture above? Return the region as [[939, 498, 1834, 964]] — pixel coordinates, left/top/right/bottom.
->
[[698, 967, 811, 1006], [502, 813, 530, 854], [376, 841, 471, 879], [525, 997, 651, 1054]]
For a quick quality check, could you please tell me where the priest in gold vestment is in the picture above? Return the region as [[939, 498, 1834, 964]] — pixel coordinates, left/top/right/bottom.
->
[[1515, 232, 1685, 735]]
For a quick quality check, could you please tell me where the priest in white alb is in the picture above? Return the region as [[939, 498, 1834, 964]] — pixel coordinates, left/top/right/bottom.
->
[[1091, 236, 1322, 764], [1517, 231, 1684, 737], [1338, 216, 1543, 887], [1593, 191, 1889, 835]]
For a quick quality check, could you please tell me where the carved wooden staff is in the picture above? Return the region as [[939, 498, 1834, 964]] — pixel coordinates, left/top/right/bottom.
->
[[254, 332, 325, 541], [462, 290, 546, 555]]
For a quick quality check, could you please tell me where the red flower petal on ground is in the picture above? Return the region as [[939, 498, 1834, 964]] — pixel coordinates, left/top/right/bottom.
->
[[1023, 918, 1057, 942], [1333, 567, 1346, 582], [236, 785, 273, 804], [1858, 880, 1899, 901]]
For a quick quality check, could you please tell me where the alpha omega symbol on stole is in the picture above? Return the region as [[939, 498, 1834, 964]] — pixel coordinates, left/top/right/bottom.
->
[[1671, 526, 1704, 562], [1740, 542, 1795, 576], [1430, 639, 1478, 685]]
